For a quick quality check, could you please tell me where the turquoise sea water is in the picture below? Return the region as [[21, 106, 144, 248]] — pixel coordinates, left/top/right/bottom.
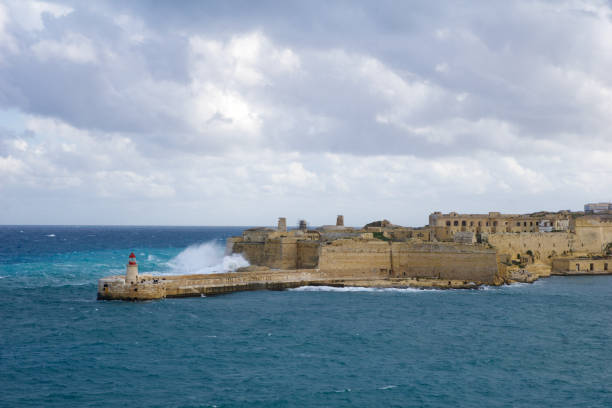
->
[[1, 226, 612, 407]]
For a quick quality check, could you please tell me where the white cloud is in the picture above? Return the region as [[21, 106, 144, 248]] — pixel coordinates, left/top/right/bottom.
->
[[7, 0, 73, 31], [31, 32, 97, 63], [0, 155, 24, 176], [0, 2, 17, 53], [2, 2, 612, 224], [435, 62, 449, 73]]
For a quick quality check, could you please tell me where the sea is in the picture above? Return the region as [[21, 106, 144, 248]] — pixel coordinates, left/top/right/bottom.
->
[[1, 226, 612, 407]]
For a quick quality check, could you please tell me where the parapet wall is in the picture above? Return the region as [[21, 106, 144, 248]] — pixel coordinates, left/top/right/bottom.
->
[[318, 240, 392, 277], [573, 216, 612, 252], [487, 227, 611, 263], [391, 242, 498, 282], [316, 240, 499, 284]]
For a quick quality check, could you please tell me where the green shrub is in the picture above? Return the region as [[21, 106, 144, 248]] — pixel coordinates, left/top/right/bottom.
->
[[373, 232, 391, 242]]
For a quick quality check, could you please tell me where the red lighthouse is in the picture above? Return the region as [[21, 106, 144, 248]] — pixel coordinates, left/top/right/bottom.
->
[[126, 252, 139, 284]]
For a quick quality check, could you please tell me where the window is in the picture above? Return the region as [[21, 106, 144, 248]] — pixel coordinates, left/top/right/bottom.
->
[[470, 221, 474, 226], [478, 221, 482, 226], [524, 222, 527, 226], [493, 221, 498, 226], [516, 222, 521, 226], [461, 221, 466, 226], [530, 222, 533, 226], [486, 222, 489, 226], [576, 264, 580, 271], [446, 221, 451, 226], [605, 263, 608, 271], [590, 263, 594, 271], [454, 221, 459, 226]]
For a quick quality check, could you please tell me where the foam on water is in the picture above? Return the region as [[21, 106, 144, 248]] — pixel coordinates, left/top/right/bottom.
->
[[165, 241, 249, 275], [290, 285, 426, 293]]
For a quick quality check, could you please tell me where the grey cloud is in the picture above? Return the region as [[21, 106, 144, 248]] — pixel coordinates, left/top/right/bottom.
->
[[2, 0, 611, 158], [1, 0, 612, 224]]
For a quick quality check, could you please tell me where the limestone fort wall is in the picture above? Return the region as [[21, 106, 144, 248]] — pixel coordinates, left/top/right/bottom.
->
[[487, 218, 612, 263], [317, 239, 392, 277], [232, 235, 501, 283], [390, 242, 498, 282]]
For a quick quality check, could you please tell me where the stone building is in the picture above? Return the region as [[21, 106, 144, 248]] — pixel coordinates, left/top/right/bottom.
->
[[585, 202, 612, 214], [428, 211, 571, 241]]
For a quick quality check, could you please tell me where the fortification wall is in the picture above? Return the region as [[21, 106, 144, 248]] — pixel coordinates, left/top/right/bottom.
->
[[391, 242, 498, 283], [318, 239, 392, 277], [573, 216, 612, 253], [233, 242, 268, 266], [317, 240, 498, 283], [233, 235, 507, 284], [232, 238, 320, 270], [487, 230, 606, 263], [297, 241, 320, 269]]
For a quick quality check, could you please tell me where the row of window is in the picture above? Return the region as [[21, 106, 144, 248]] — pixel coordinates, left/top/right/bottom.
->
[[445, 220, 537, 227], [576, 263, 608, 271]]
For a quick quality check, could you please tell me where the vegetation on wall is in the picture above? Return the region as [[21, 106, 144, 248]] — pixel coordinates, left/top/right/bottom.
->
[[373, 232, 391, 242]]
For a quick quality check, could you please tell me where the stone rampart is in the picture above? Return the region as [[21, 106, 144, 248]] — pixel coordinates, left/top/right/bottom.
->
[[572, 216, 612, 253], [487, 230, 606, 263], [390, 242, 498, 283], [318, 239, 392, 276]]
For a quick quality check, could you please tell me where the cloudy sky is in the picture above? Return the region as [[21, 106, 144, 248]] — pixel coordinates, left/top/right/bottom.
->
[[1, 0, 611, 226]]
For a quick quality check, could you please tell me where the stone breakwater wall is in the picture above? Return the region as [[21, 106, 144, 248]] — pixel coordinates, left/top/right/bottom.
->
[[98, 268, 397, 301], [99, 269, 308, 300], [97, 267, 486, 301]]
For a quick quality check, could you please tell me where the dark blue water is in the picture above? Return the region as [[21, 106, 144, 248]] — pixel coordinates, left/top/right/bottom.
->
[[1, 226, 612, 407]]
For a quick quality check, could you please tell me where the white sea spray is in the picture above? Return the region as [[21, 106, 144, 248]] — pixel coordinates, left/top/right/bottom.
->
[[164, 241, 249, 275], [290, 286, 428, 293]]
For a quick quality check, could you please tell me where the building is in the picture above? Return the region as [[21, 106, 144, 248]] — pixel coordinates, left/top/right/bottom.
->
[[428, 211, 572, 241], [584, 203, 612, 214]]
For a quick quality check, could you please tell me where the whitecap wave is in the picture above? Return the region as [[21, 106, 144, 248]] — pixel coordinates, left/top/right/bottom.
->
[[481, 282, 533, 290], [46, 234, 56, 237], [290, 285, 425, 293], [165, 241, 249, 275]]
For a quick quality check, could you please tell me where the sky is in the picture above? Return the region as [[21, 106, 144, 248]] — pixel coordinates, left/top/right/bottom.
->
[[0, 0, 611, 227]]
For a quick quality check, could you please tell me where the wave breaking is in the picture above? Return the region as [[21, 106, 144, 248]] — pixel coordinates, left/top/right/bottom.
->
[[289, 285, 426, 293], [165, 241, 249, 275]]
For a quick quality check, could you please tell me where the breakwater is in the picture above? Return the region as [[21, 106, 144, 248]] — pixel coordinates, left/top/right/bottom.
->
[[97, 268, 481, 300]]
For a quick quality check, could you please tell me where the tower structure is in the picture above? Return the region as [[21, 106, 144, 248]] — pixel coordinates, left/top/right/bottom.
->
[[126, 252, 139, 284], [336, 215, 344, 227], [278, 217, 287, 232]]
